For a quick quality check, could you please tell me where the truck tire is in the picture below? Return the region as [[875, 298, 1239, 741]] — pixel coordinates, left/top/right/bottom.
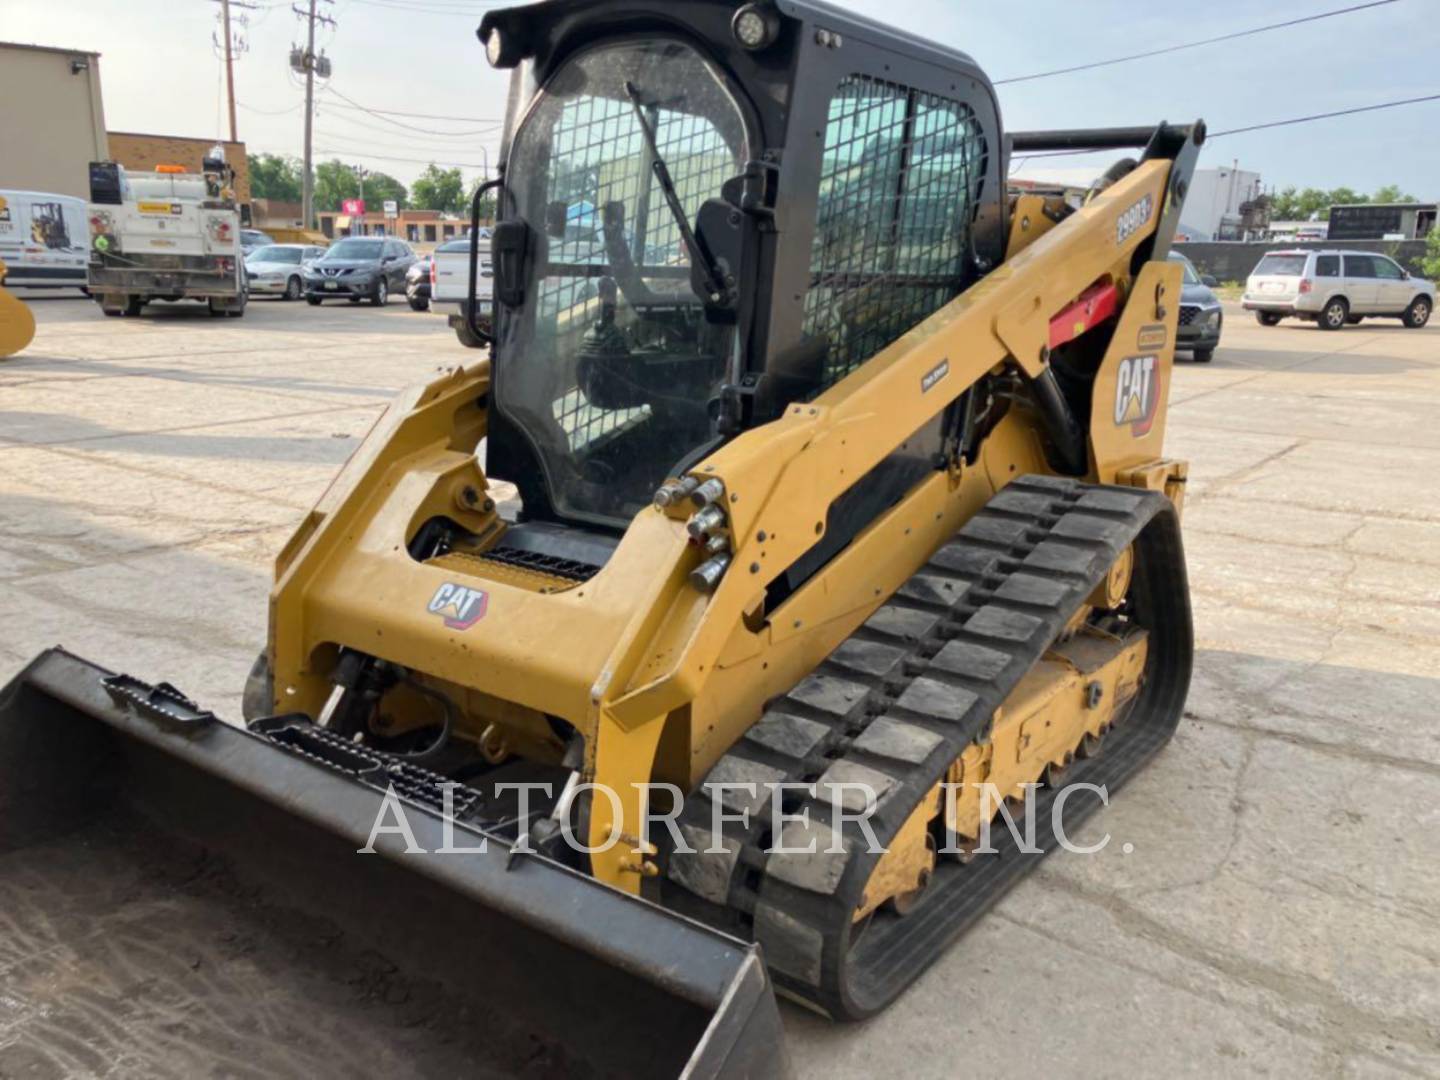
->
[[1403, 296, 1432, 329], [1192, 347, 1214, 363], [306, 296, 322, 306], [124, 295, 143, 316], [408, 294, 429, 312], [284, 276, 302, 301], [226, 294, 247, 318], [1255, 312, 1282, 326], [371, 279, 388, 307]]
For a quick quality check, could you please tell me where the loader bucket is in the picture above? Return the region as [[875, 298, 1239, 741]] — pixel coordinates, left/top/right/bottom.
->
[[0, 648, 790, 1079]]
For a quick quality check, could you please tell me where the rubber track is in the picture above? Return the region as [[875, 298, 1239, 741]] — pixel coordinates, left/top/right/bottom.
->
[[666, 475, 1193, 1019]]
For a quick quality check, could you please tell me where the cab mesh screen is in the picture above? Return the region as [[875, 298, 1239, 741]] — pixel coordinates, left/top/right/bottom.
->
[[537, 94, 735, 450], [803, 75, 987, 391]]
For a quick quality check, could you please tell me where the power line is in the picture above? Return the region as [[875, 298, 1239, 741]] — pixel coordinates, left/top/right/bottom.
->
[[1006, 91, 1440, 170], [314, 128, 498, 161], [322, 85, 503, 136], [320, 98, 504, 123], [316, 102, 502, 139], [314, 147, 489, 169], [1209, 93, 1440, 137], [342, 0, 508, 14], [994, 0, 1401, 85], [240, 100, 304, 115]]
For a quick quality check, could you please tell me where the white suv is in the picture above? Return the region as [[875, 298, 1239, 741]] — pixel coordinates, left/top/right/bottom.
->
[[1243, 249, 1433, 330]]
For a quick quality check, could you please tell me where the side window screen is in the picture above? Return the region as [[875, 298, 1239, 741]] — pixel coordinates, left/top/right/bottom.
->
[[804, 75, 987, 391], [1315, 255, 1340, 277]]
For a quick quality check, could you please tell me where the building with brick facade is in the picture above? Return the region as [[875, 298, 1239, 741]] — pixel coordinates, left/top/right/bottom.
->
[[107, 132, 250, 201], [317, 208, 484, 246]]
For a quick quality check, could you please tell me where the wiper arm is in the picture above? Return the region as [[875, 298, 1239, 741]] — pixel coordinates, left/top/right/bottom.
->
[[623, 81, 731, 306]]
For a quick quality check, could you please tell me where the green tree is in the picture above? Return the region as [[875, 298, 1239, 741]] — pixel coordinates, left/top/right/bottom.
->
[[1269, 185, 1301, 219], [1422, 225, 1440, 280], [1290, 187, 1332, 219], [248, 153, 302, 202], [312, 160, 408, 212], [1325, 186, 1366, 209], [1371, 184, 1417, 204], [364, 172, 408, 210], [411, 164, 466, 213]]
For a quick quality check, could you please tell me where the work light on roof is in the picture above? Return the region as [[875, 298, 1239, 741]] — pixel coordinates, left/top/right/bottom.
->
[[732, 4, 779, 50]]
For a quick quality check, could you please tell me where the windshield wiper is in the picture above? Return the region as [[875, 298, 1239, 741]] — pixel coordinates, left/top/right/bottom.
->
[[623, 81, 732, 307]]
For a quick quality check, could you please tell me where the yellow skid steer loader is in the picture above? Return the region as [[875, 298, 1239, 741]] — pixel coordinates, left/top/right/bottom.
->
[[0, 0, 1200, 1073]]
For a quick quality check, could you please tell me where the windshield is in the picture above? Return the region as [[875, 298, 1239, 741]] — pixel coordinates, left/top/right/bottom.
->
[[325, 239, 384, 260], [1254, 254, 1307, 277], [1168, 252, 1200, 285], [250, 246, 302, 264], [499, 38, 749, 525]]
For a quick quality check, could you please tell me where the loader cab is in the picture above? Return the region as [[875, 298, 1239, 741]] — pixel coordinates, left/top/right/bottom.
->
[[479, 0, 1004, 532]]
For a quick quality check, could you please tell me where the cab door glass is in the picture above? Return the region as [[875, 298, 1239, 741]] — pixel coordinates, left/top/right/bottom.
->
[[1314, 255, 1339, 278]]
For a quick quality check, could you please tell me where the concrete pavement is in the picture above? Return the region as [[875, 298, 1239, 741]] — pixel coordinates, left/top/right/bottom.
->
[[2, 292, 1437, 1077]]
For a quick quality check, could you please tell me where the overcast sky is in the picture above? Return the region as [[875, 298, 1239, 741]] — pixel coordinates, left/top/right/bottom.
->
[[5, 0, 1436, 197]]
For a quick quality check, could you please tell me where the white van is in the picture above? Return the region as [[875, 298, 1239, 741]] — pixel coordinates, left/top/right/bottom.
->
[[0, 190, 89, 291]]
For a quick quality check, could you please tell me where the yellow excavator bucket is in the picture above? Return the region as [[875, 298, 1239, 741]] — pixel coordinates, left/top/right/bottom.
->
[[0, 259, 37, 358]]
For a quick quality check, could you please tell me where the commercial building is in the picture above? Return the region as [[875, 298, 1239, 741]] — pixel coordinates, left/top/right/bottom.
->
[[317, 208, 477, 244], [0, 42, 108, 199], [1327, 202, 1436, 241], [108, 133, 250, 201], [1177, 165, 1267, 241]]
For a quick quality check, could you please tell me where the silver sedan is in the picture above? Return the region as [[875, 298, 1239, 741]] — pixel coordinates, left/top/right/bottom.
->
[[243, 244, 326, 301]]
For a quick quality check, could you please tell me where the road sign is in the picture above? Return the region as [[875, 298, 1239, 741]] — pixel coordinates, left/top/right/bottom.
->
[[383, 199, 398, 216], [341, 198, 365, 215]]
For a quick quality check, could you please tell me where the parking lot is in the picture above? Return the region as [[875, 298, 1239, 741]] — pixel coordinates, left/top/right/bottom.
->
[[3, 294, 1439, 1077]]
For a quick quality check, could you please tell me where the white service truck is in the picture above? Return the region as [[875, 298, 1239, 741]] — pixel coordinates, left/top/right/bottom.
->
[[86, 150, 247, 317], [430, 232, 493, 347]]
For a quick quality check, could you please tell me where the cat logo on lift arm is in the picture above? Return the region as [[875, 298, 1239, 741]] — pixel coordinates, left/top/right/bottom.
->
[[1114, 355, 1160, 436]]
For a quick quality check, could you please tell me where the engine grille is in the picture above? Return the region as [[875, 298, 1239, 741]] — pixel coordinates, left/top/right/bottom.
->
[[1177, 305, 1200, 326]]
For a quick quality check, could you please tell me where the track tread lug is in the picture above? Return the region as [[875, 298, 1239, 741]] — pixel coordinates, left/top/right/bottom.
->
[[788, 673, 870, 718], [852, 717, 945, 763], [994, 573, 1074, 608], [746, 711, 833, 759], [928, 639, 1013, 682], [964, 604, 1046, 644], [893, 676, 979, 723], [896, 573, 969, 607], [864, 604, 944, 642], [927, 543, 1002, 577], [706, 754, 787, 817], [818, 759, 897, 811], [829, 639, 909, 680], [765, 820, 852, 894]]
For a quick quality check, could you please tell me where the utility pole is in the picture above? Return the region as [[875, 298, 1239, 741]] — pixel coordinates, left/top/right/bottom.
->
[[221, 0, 237, 141], [292, 0, 335, 229], [210, 0, 256, 144]]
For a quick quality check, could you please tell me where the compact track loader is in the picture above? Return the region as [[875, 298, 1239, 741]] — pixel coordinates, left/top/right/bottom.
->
[[0, 0, 1200, 1073]]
